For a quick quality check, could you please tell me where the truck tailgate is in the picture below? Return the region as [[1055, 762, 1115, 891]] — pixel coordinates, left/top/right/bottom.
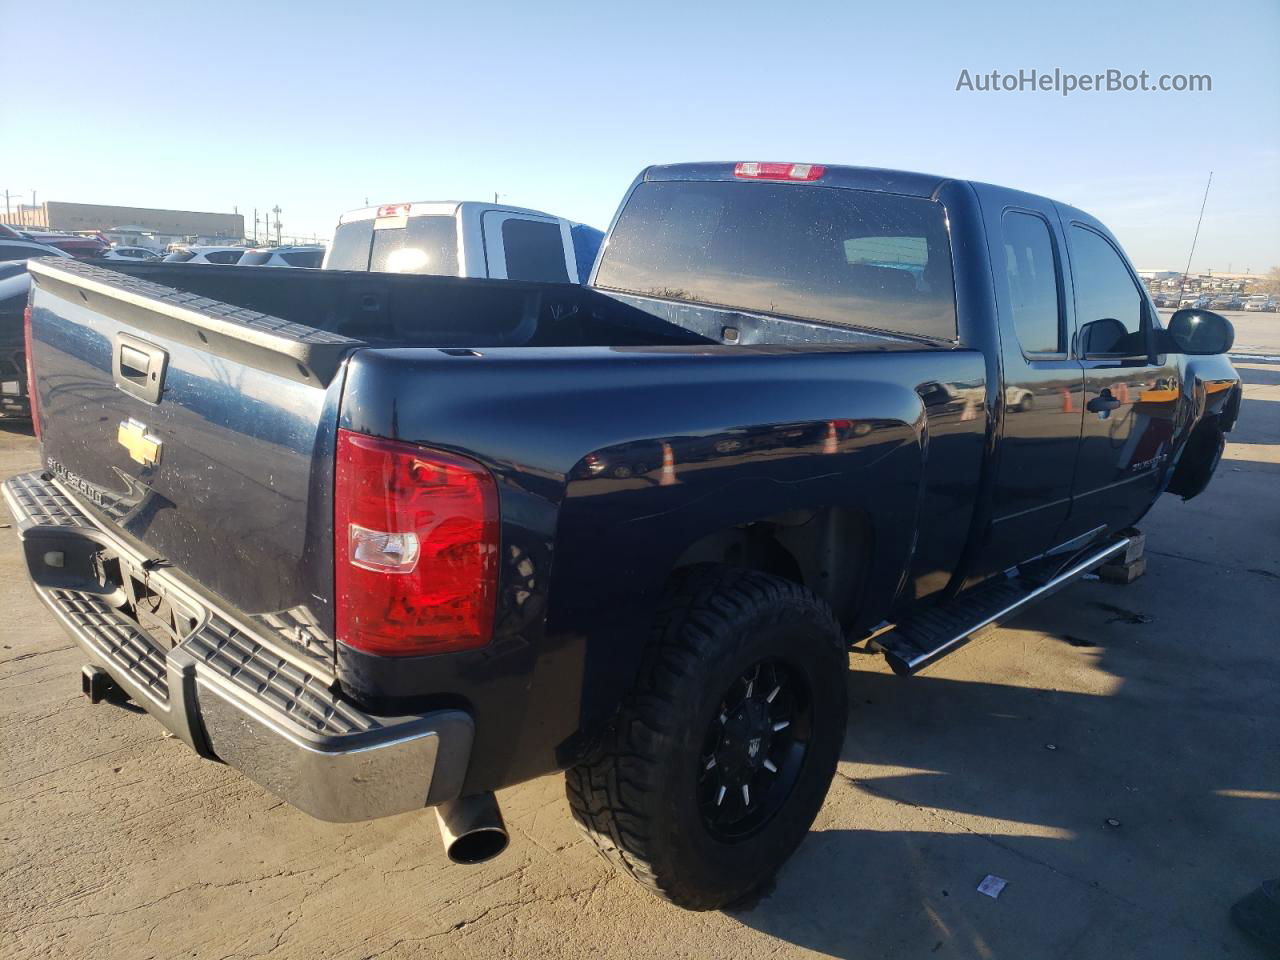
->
[[25, 258, 359, 666]]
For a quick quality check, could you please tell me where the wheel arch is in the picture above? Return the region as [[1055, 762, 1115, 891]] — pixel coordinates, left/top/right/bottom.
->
[[669, 506, 875, 630]]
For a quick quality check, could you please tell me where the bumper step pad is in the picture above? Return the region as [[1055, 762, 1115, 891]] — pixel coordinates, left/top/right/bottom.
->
[[3, 470, 473, 821]]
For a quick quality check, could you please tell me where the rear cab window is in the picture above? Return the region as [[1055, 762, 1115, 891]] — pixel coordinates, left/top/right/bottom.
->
[[594, 179, 956, 340], [329, 215, 459, 275]]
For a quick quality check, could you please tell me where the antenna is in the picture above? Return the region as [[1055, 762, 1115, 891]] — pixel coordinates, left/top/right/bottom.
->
[[1178, 172, 1213, 301]]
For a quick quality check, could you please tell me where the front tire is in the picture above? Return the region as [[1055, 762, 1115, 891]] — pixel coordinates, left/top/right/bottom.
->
[[565, 565, 848, 910]]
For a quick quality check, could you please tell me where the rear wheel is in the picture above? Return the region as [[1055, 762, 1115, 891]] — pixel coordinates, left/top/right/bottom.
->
[[565, 565, 848, 910]]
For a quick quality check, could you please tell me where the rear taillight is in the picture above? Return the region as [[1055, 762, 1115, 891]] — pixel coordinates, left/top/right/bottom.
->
[[733, 162, 826, 181], [335, 429, 499, 656], [23, 306, 39, 440]]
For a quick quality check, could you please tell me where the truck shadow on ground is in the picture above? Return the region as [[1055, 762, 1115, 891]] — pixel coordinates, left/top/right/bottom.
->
[[1236, 363, 1280, 387], [724, 574, 1279, 958]]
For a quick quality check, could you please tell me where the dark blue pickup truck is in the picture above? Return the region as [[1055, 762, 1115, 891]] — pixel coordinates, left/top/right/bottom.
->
[[8, 162, 1240, 910]]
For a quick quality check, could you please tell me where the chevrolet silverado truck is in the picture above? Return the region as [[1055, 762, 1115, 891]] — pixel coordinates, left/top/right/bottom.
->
[[8, 162, 1241, 910], [323, 200, 604, 284]]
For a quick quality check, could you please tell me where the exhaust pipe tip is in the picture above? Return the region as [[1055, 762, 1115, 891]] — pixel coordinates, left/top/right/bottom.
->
[[435, 792, 508, 865]]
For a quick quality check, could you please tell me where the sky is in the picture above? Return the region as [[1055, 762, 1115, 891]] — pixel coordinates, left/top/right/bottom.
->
[[3, 0, 1278, 273]]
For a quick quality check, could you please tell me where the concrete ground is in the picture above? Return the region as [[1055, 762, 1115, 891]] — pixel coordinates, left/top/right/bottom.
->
[[1216, 310, 1280, 356], [1, 355, 1277, 960]]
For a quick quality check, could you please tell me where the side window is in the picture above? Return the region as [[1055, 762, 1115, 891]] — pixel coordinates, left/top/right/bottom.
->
[[205, 249, 243, 265], [502, 219, 569, 283], [1069, 226, 1147, 356], [1000, 212, 1062, 353]]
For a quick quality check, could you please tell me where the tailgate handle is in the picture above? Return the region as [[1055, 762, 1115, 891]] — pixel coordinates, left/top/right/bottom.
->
[[113, 334, 168, 404]]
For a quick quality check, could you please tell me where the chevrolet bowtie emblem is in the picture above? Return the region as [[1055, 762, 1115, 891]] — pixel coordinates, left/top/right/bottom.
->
[[117, 419, 162, 467]]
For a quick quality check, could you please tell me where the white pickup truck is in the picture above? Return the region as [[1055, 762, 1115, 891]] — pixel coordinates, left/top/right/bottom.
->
[[323, 201, 604, 283]]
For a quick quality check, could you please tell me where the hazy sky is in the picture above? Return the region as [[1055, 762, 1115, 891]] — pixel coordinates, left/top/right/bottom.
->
[[4, 0, 1278, 272]]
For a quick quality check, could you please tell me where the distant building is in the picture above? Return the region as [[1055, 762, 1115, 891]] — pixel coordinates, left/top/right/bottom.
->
[[43, 202, 243, 240]]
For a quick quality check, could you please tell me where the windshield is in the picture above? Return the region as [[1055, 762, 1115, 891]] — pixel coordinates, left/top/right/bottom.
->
[[327, 215, 458, 275], [595, 180, 957, 340]]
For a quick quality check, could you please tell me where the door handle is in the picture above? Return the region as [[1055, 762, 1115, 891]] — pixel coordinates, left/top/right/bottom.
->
[[1087, 391, 1121, 413], [113, 334, 168, 404]]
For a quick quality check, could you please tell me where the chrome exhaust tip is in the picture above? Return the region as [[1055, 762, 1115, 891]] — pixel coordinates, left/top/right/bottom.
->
[[435, 792, 508, 864]]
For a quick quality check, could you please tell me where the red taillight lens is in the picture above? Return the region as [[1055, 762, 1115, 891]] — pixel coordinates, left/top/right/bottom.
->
[[733, 162, 826, 182], [335, 429, 499, 656], [23, 306, 40, 440]]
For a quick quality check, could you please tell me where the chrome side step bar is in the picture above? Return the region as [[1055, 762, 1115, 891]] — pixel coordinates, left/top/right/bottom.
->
[[875, 536, 1131, 676]]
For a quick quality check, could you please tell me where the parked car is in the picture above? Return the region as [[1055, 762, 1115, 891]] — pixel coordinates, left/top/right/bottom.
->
[[1243, 295, 1275, 312], [0, 243, 72, 417], [102, 246, 162, 261], [20, 231, 110, 259], [324, 200, 604, 283], [236, 245, 326, 268], [0, 237, 73, 263], [11, 161, 1240, 911], [162, 245, 246, 265], [0, 264, 36, 418]]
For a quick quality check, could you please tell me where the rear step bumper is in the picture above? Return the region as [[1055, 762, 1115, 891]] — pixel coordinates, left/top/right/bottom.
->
[[875, 535, 1132, 676], [3, 470, 474, 822]]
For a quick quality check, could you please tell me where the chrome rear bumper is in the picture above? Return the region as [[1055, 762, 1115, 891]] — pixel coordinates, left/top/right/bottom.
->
[[3, 470, 473, 822]]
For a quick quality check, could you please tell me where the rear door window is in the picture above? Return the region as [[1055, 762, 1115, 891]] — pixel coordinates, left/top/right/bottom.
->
[[204, 249, 244, 264], [501, 219, 569, 283], [1000, 212, 1063, 354], [595, 180, 956, 340], [237, 251, 273, 265]]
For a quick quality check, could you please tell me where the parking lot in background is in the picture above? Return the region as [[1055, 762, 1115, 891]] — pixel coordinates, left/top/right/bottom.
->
[[1, 319, 1276, 960]]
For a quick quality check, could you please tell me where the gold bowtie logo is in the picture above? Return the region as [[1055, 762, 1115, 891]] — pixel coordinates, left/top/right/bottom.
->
[[117, 419, 162, 467]]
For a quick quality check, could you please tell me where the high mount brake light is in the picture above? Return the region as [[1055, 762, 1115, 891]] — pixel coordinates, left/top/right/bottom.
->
[[376, 203, 411, 218], [23, 306, 39, 441], [335, 430, 499, 657], [733, 162, 826, 182]]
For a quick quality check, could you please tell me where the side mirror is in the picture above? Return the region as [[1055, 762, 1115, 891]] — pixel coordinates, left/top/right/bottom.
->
[[1166, 309, 1234, 356], [1078, 317, 1148, 359]]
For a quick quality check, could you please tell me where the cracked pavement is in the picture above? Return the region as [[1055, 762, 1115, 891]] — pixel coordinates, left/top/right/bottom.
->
[[1, 349, 1277, 959]]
